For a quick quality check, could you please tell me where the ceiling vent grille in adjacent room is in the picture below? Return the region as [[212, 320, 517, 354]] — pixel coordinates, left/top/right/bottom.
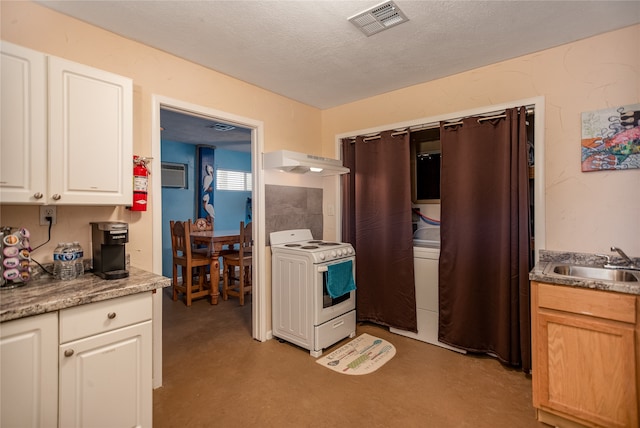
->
[[348, 1, 409, 37], [207, 123, 236, 132]]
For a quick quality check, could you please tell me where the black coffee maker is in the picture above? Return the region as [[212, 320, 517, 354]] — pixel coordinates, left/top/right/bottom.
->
[[91, 222, 129, 279]]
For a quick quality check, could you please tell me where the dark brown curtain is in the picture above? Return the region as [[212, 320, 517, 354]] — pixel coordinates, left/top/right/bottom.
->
[[438, 107, 532, 371], [342, 130, 417, 332]]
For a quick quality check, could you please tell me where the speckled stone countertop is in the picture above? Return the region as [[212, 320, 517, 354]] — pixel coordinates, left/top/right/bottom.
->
[[0, 266, 170, 322], [530, 250, 640, 296]]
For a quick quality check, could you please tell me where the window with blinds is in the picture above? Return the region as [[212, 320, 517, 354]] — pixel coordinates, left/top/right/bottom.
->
[[216, 169, 252, 191]]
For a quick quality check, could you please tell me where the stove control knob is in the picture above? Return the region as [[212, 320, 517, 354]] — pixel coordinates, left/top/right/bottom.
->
[[319, 253, 326, 260], [330, 250, 337, 258], [347, 247, 354, 255], [339, 249, 345, 256]]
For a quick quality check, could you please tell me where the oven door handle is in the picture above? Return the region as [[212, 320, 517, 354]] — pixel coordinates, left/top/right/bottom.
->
[[317, 266, 328, 273]]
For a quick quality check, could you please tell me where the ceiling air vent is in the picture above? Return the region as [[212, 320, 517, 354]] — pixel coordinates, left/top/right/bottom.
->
[[348, 1, 409, 37], [207, 123, 236, 132]]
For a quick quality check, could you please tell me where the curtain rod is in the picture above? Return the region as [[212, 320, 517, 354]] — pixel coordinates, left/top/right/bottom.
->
[[352, 107, 534, 141]]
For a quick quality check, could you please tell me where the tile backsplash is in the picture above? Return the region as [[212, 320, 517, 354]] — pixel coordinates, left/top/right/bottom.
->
[[265, 185, 323, 245]]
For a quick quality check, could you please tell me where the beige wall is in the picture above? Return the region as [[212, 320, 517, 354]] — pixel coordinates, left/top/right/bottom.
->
[[1, 1, 322, 270], [321, 24, 640, 256], [1, 1, 639, 269]]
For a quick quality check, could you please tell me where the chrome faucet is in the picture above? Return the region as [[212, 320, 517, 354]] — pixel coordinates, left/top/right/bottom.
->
[[605, 246, 638, 270]]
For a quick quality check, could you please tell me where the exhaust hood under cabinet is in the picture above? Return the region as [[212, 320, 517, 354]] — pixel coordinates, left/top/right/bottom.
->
[[263, 150, 349, 176]]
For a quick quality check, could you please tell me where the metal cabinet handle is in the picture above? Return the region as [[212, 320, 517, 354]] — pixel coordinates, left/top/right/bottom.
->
[[107, 312, 117, 319], [33, 192, 43, 199], [52, 194, 61, 200], [64, 349, 74, 357]]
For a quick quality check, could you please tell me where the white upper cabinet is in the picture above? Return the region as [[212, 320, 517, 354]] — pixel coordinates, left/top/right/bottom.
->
[[0, 42, 47, 203], [48, 57, 132, 205], [0, 42, 133, 205]]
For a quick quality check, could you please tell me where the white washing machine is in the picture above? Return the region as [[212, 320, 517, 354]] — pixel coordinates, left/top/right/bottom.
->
[[391, 228, 465, 353]]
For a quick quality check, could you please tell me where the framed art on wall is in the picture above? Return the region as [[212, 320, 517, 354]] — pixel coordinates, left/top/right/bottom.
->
[[196, 145, 216, 222], [581, 103, 640, 172]]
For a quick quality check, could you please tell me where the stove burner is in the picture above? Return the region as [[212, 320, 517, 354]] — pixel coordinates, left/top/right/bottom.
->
[[308, 240, 323, 244], [301, 245, 319, 249], [319, 242, 339, 246], [284, 243, 301, 247]]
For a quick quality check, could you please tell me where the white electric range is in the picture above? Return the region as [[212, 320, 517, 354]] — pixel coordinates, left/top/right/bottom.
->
[[270, 229, 356, 357]]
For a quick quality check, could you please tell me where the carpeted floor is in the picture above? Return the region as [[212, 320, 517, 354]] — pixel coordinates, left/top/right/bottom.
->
[[153, 287, 546, 427]]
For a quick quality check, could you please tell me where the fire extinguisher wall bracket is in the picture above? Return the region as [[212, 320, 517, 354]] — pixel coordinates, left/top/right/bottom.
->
[[132, 156, 151, 211]]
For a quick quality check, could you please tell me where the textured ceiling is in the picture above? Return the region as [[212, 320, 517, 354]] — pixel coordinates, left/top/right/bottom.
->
[[160, 108, 252, 152], [37, 0, 640, 149]]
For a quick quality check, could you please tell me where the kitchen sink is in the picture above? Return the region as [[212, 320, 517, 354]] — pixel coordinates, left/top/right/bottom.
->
[[545, 264, 639, 282]]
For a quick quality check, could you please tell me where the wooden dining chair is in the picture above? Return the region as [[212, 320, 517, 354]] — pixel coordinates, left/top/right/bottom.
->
[[222, 221, 253, 305], [170, 220, 215, 306], [193, 217, 213, 232], [192, 217, 213, 256]]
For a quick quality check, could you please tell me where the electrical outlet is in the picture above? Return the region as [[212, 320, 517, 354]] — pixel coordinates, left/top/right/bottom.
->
[[39, 206, 57, 226]]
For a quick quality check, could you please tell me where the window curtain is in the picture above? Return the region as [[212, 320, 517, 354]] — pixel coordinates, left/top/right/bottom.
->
[[438, 107, 532, 371], [342, 130, 417, 332]]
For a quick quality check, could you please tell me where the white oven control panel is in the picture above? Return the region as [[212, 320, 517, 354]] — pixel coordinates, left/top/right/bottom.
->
[[317, 247, 354, 262]]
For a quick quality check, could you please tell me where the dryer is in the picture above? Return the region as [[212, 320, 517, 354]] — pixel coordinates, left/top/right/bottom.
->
[[391, 237, 465, 353]]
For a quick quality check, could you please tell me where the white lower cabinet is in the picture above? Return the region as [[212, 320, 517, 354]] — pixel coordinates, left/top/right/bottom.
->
[[59, 322, 152, 428], [59, 292, 153, 428], [0, 292, 153, 428], [0, 312, 59, 428]]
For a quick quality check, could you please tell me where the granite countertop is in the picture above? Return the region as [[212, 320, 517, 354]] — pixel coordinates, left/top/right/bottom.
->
[[530, 250, 640, 296], [0, 266, 171, 322]]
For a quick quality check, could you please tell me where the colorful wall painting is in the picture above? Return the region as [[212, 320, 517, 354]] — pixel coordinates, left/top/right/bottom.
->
[[581, 103, 640, 172], [196, 145, 216, 222]]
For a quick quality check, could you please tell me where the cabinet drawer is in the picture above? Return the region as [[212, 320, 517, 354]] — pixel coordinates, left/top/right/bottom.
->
[[537, 283, 636, 324], [60, 292, 152, 343]]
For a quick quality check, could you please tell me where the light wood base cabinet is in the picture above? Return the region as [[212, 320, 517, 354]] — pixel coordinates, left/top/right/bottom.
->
[[531, 281, 639, 427]]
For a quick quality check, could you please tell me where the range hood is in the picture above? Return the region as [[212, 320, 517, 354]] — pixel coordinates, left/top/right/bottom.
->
[[263, 150, 349, 176]]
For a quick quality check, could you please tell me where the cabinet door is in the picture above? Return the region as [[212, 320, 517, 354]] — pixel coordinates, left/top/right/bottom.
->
[[59, 321, 152, 428], [48, 57, 132, 205], [0, 312, 58, 428], [0, 42, 47, 204], [536, 310, 638, 427]]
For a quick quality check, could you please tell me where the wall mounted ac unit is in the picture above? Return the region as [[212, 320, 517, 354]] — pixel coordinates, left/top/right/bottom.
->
[[161, 162, 187, 188]]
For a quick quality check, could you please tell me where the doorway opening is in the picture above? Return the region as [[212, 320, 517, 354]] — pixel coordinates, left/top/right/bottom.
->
[[158, 107, 252, 279], [150, 95, 267, 345]]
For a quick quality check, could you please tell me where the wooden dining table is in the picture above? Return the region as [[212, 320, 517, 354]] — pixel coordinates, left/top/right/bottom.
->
[[190, 229, 240, 304]]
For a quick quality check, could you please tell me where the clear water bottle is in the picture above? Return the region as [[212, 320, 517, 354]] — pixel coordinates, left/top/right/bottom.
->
[[60, 243, 76, 281], [53, 242, 65, 280], [72, 241, 84, 277]]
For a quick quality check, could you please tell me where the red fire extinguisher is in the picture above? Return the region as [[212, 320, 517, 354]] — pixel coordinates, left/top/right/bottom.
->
[[132, 156, 150, 211]]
